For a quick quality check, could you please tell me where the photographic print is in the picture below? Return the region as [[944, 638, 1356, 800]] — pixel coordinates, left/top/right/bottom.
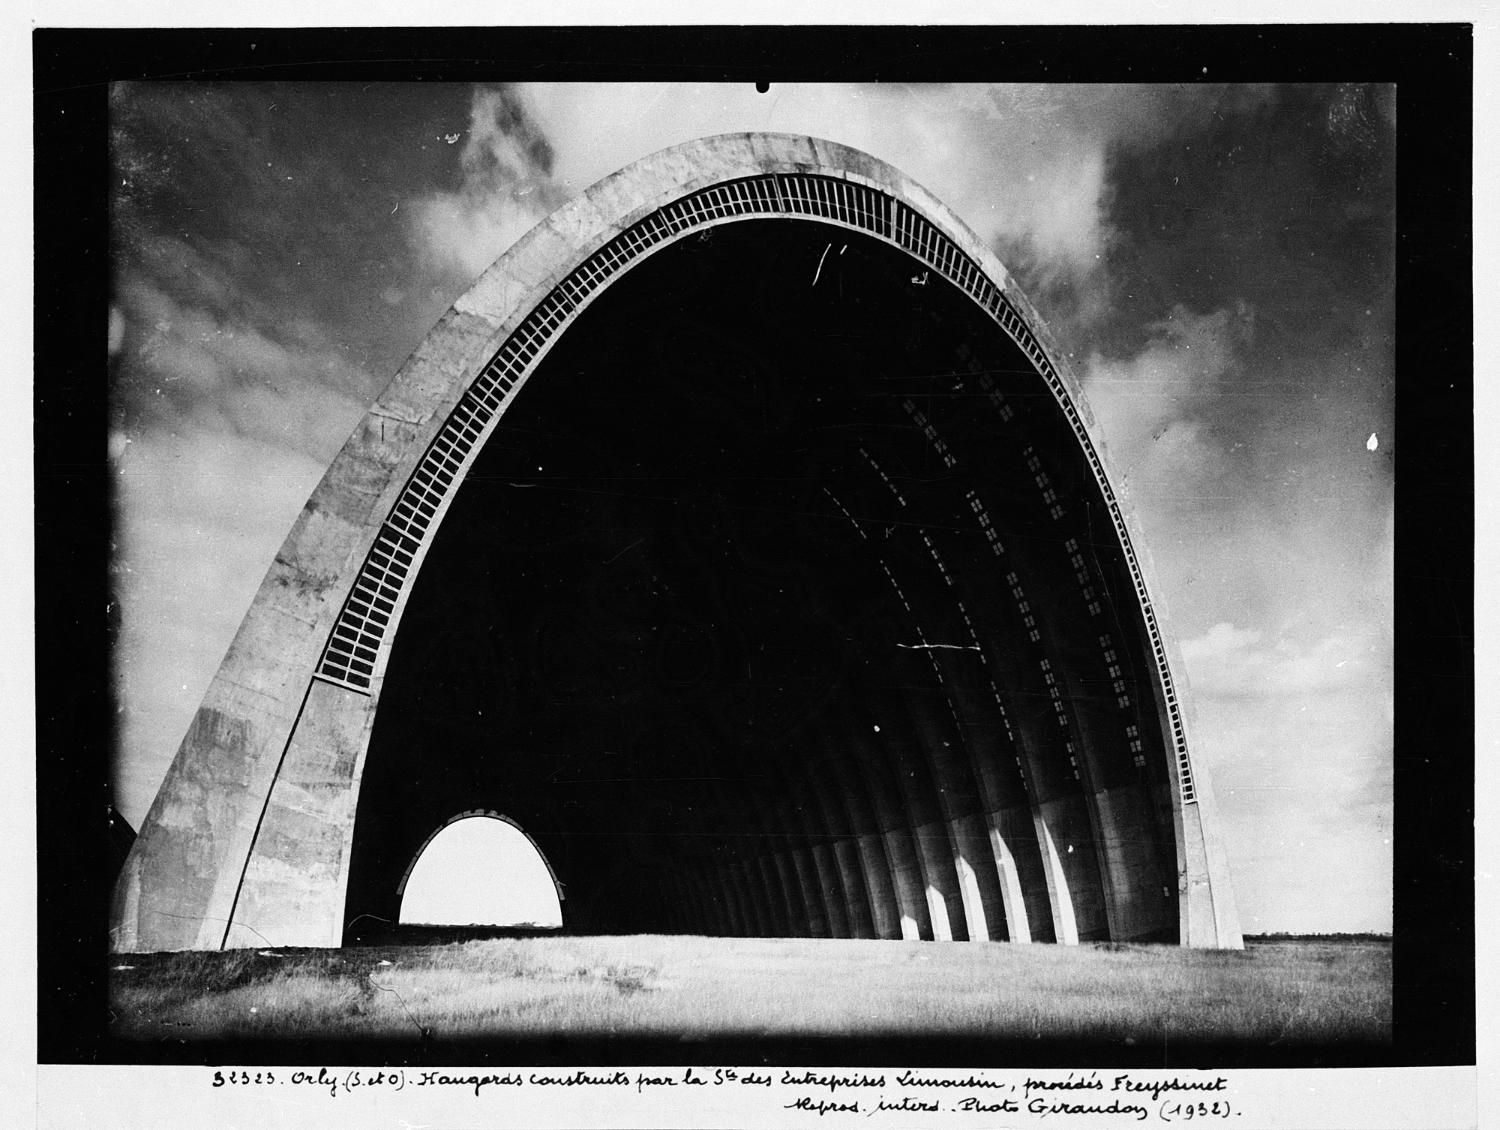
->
[[31, 22, 1475, 1125]]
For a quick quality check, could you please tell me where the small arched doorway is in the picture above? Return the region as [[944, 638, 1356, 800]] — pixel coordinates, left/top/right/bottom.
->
[[397, 811, 564, 931]]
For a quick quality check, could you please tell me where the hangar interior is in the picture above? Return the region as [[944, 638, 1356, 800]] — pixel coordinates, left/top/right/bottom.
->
[[341, 215, 1183, 946]]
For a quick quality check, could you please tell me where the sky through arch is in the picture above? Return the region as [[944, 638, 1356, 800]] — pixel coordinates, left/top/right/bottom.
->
[[398, 816, 563, 928]]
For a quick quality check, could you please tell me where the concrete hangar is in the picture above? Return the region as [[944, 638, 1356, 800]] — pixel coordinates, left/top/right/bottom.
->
[[112, 134, 1242, 953]]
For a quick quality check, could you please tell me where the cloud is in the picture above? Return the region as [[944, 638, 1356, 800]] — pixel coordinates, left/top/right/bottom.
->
[[506, 83, 1194, 318], [405, 85, 567, 282], [508, 84, 1278, 324], [1081, 301, 1254, 508], [398, 82, 1289, 341], [1177, 617, 1391, 933], [111, 428, 330, 823], [113, 266, 370, 463], [1194, 678, 1392, 935], [108, 230, 381, 825], [1181, 620, 1389, 701], [1074, 288, 1390, 651]]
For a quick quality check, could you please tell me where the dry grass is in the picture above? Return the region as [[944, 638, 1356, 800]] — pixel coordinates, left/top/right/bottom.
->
[[109, 935, 1390, 1047]]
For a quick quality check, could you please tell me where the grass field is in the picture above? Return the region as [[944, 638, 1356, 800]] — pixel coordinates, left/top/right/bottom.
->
[[109, 934, 1389, 1056]]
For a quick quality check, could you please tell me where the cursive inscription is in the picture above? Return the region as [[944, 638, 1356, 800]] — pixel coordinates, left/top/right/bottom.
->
[[208, 1064, 1240, 1122]]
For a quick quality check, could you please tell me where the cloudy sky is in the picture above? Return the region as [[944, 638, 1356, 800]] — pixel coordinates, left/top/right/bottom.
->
[[109, 82, 1394, 934]]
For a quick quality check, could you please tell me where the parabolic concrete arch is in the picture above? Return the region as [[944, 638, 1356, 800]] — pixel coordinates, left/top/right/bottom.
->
[[111, 133, 1242, 953]]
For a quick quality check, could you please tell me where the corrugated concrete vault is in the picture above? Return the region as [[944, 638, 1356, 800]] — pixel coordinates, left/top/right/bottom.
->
[[111, 133, 1242, 953]]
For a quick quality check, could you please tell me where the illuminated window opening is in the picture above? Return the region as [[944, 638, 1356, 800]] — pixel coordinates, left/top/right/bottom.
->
[[398, 813, 564, 929]]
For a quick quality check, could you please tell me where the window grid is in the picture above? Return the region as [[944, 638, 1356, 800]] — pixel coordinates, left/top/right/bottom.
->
[[902, 398, 958, 469], [922, 532, 955, 588], [860, 447, 908, 507]]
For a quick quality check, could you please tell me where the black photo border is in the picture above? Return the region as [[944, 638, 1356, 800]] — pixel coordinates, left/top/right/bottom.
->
[[32, 22, 1475, 1069]]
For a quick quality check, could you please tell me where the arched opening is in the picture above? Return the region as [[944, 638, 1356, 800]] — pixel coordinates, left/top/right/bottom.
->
[[340, 216, 1179, 944], [396, 813, 563, 933], [113, 137, 1239, 953]]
